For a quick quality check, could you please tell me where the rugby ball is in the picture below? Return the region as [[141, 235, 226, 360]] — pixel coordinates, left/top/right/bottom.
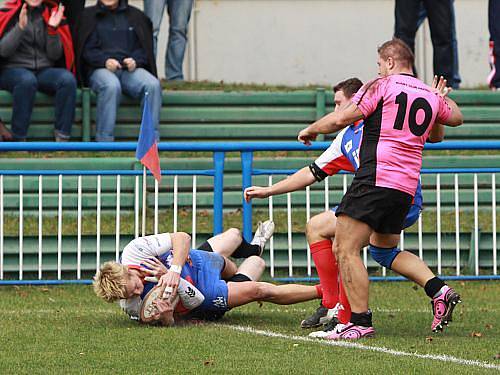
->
[[139, 286, 180, 324]]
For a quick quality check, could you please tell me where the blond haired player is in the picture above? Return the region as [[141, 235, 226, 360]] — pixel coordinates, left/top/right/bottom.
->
[[94, 222, 323, 325]]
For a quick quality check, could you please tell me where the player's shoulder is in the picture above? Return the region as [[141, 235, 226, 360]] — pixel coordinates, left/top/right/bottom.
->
[[354, 78, 385, 104], [361, 77, 384, 92]]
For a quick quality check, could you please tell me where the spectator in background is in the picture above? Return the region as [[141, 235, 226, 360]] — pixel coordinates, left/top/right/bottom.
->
[[0, 0, 76, 141], [394, 0, 459, 88], [489, 0, 500, 90], [0, 118, 13, 141], [75, 0, 161, 142], [416, 1, 460, 88], [143, 0, 193, 81], [59, 0, 85, 35]]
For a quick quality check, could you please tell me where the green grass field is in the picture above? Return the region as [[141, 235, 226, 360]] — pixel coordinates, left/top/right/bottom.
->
[[0, 281, 499, 374]]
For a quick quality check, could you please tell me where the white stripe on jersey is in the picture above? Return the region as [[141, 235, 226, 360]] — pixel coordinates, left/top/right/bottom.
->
[[314, 127, 350, 171]]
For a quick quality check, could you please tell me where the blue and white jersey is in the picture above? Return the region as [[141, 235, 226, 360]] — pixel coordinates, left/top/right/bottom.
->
[[119, 233, 205, 319]]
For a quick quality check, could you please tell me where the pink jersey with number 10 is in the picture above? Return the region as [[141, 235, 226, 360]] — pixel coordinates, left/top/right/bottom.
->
[[351, 73, 452, 196]]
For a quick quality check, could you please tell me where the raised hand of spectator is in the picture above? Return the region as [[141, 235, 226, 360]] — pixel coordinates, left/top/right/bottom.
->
[[105, 58, 122, 72], [18, 4, 28, 30], [48, 4, 65, 29], [123, 57, 137, 72]]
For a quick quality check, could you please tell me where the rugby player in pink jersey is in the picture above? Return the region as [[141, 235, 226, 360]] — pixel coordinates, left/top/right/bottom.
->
[[246, 77, 450, 338], [297, 39, 463, 340]]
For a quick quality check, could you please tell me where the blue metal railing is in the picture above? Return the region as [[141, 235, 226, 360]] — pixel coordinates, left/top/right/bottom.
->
[[1, 140, 500, 240], [0, 140, 499, 284]]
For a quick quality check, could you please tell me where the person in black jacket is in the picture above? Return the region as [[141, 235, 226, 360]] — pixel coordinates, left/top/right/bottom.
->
[[75, 0, 161, 142], [394, 0, 457, 88], [58, 0, 85, 35]]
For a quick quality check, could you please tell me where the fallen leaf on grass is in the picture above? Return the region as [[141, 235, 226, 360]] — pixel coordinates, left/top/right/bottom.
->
[[79, 352, 84, 355], [459, 281, 466, 287], [203, 360, 214, 366], [425, 336, 433, 343], [494, 353, 500, 360], [41, 288, 49, 292], [293, 344, 299, 347], [48, 297, 55, 303], [485, 324, 493, 329], [470, 332, 483, 338]]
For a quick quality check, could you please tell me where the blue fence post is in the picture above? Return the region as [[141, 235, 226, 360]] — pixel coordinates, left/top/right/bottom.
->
[[241, 151, 253, 242], [213, 152, 225, 236]]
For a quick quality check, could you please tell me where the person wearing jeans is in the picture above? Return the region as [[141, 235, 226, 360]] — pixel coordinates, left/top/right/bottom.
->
[[394, 0, 457, 88], [0, 67, 75, 140], [88, 68, 161, 142], [416, 0, 460, 89], [143, 0, 194, 81], [0, 0, 76, 141], [76, 0, 160, 142]]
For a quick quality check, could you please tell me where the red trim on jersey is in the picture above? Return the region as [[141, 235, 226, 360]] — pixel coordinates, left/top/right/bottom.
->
[[321, 155, 355, 176]]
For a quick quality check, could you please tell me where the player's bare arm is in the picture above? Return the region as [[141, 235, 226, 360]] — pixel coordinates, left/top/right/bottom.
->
[[442, 96, 463, 127], [428, 123, 445, 143], [244, 167, 316, 202], [298, 102, 363, 145], [157, 232, 191, 297]]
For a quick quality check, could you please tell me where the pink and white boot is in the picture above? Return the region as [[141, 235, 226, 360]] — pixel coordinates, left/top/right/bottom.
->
[[324, 322, 375, 340], [431, 285, 461, 332]]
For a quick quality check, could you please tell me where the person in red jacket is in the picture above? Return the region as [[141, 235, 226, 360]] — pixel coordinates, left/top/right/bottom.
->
[[0, 0, 76, 141]]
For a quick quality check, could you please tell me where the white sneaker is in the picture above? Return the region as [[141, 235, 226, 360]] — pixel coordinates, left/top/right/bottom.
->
[[251, 220, 275, 255], [319, 303, 342, 325], [309, 317, 340, 338]]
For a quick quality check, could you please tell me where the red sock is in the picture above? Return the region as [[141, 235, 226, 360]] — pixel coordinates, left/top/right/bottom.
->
[[310, 239, 339, 309], [315, 284, 323, 298], [337, 277, 352, 324]]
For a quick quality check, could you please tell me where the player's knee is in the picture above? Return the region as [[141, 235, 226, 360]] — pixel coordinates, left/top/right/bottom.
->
[[306, 215, 323, 241], [369, 244, 401, 269], [226, 227, 242, 241], [249, 255, 266, 272], [333, 240, 351, 263], [254, 282, 273, 300]]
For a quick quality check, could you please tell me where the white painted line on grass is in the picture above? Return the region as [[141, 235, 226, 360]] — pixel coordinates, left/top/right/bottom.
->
[[222, 325, 500, 371]]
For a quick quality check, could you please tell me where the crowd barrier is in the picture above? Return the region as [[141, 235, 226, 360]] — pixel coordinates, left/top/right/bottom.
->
[[0, 141, 499, 284]]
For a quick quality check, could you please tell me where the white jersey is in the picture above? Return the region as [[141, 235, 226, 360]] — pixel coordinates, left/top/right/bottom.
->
[[120, 233, 174, 265], [119, 233, 205, 319]]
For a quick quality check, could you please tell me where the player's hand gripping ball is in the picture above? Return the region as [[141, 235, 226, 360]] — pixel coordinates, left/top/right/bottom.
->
[[139, 285, 179, 324]]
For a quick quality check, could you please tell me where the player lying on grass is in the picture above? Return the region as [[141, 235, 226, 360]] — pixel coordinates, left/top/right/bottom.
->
[[245, 76, 459, 338], [93, 221, 323, 326]]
